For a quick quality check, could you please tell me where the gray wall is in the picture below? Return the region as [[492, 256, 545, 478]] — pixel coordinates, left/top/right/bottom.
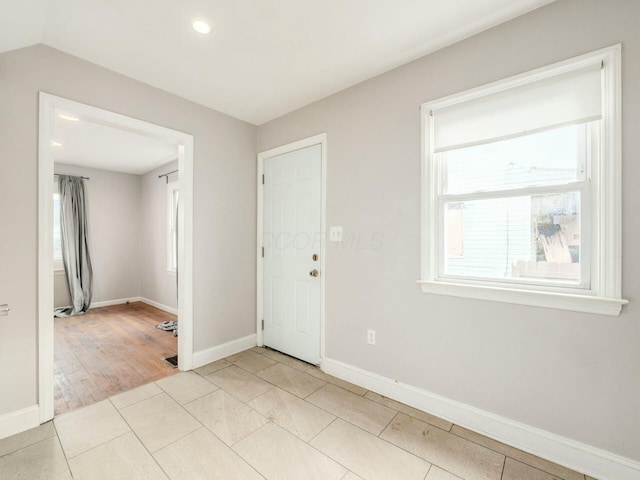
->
[[54, 163, 142, 306], [257, 0, 640, 461], [53, 273, 70, 309], [140, 161, 179, 309], [0, 44, 257, 418]]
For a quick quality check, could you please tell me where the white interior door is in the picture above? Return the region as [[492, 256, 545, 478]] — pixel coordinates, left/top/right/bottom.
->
[[263, 144, 322, 365]]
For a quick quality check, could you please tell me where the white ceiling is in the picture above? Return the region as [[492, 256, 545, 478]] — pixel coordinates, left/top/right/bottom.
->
[[54, 114, 177, 175], [2, 0, 553, 125]]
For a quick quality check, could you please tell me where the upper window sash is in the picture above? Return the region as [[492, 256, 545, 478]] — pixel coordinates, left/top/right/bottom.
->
[[438, 122, 591, 197]]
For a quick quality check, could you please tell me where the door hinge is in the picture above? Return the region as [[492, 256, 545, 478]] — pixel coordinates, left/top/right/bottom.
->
[[261, 246, 264, 257], [261, 319, 264, 330], [262, 174, 265, 185]]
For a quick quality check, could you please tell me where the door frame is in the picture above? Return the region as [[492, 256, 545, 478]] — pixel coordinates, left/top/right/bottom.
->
[[38, 93, 195, 422], [256, 133, 327, 366]]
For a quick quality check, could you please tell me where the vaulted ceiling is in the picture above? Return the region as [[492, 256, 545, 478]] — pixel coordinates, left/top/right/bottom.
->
[[1, 0, 553, 124]]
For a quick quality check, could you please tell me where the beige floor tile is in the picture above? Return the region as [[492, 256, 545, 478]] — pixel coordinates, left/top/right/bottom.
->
[[234, 423, 346, 480], [342, 472, 365, 480], [305, 367, 369, 395], [426, 465, 464, 479], [194, 359, 231, 376], [365, 391, 453, 431], [110, 382, 162, 410], [206, 365, 274, 402], [0, 422, 56, 457], [381, 413, 504, 480], [69, 431, 167, 480], [54, 399, 130, 458], [184, 390, 268, 445], [310, 418, 430, 480], [261, 348, 313, 371], [248, 387, 335, 441], [503, 458, 565, 480], [256, 363, 326, 398], [0, 436, 71, 480], [156, 371, 218, 404], [306, 383, 396, 435], [450, 425, 584, 480], [225, 350, 277, 373], [120, 393, 200, 452], [153, 427, 263, 480]]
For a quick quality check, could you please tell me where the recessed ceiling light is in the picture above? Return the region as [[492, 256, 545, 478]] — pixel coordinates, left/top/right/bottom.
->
[[52, 141, 63, 147], [59, 114, 79, 122], [192, 20, 211, 34]]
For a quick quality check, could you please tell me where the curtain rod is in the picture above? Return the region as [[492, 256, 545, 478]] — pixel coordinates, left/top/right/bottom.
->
[[158, 169, 178, 184], [54, 174, 90, 180]]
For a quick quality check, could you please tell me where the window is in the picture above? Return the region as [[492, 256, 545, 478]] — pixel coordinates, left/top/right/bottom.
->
[[167, 181, 179, 272], [420, 46, 626, 315], [53, 178, 64, 271]]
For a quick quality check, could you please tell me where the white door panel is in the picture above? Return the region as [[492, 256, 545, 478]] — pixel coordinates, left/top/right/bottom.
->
[[263, 144, 322, 364]]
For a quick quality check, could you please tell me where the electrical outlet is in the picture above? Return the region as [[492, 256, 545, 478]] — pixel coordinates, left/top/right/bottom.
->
[[367, 329, 376, 345]]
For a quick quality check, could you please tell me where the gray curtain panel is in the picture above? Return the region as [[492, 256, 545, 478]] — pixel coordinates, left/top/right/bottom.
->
[[55, 175, 93, 317]]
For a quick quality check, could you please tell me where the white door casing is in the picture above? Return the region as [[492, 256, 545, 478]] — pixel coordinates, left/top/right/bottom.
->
[[38, 93, 194, 423], [257, 135, 326, 365]]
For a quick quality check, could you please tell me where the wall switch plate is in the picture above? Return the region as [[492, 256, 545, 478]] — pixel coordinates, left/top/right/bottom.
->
[[367, 329, 376, 345], [329, 226, 343, 242]]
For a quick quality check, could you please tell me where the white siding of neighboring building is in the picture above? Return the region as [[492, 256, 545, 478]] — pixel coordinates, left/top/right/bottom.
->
[[446, 196, 532, 278]]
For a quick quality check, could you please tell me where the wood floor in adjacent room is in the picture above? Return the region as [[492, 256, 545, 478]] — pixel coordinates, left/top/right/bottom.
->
[[54, 302, 178, 416]]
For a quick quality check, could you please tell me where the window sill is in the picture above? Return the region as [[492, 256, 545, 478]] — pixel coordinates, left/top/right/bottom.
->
[[54, 269, 66, 276], [417, 280, 628, 316]]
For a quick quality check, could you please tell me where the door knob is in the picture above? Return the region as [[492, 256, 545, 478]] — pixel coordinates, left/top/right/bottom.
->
[[309, 269, 319, 277], [0, 304, 9, 316]]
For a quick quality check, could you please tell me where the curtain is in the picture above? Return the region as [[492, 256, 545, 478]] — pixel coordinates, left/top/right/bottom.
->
[[55, 175, 93, 317]]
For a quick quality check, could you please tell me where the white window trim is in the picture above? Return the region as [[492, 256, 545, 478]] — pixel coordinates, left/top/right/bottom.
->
[[167, 181, 178, 273], [418, 45, 627, 316]]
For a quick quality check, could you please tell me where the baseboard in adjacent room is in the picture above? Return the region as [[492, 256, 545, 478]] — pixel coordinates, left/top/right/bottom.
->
[[138, 297, 178, 315], [84, 296, 178, 315], [192, 334, 257, 369], [90, 297, 142, 309], [0, 405, 40, 441], [322, 357, 640, 480]]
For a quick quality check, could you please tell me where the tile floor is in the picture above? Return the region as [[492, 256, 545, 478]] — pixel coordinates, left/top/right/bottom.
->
[[0, 347, 595, 480]]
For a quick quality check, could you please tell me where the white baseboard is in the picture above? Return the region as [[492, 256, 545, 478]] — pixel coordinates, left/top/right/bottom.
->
[[322, 358, 640, 480], [192, 334, 257, 369], [139, 297, 178, 315], [90, 297, 142, 309], [0, 405, 40, 441], [85, 296, 178, 315]]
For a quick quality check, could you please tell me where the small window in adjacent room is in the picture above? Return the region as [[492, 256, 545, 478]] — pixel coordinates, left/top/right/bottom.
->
[[53, 178, 64, 271], [419, 46, 627, 315], [167, 181, 179, 273]]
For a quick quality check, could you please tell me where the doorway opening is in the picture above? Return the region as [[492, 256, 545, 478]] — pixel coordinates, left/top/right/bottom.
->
[[38, 93, 194, 421]]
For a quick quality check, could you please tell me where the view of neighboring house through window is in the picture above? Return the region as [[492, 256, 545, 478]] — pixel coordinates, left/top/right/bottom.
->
[[167, 181, 179, 272], [441, 123, 588, 285]]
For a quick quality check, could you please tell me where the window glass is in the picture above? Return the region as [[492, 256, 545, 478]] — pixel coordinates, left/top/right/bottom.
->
[[441, 123, 588, 195], [444, 192, 581, 284]]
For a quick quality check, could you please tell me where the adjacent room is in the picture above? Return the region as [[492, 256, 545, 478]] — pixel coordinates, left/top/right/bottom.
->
[[0, 1, 638, 480], [51, 110, 182, 414]]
